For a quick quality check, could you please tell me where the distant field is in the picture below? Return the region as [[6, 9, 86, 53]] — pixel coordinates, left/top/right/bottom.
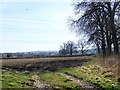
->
[[2, 56, 91, 72], [1, 56, 89, 66]]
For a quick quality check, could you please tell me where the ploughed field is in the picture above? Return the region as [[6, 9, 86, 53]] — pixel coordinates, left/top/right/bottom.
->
[[2, 56, 90, 72]]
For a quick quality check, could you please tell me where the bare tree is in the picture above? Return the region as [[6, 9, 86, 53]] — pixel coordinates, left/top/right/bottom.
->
[[69, 1, 120, 55], [59, 41, 78, 55], [77, 39, 88, 55], [59, 43, 67, 55], [67, 41, 78, 55]]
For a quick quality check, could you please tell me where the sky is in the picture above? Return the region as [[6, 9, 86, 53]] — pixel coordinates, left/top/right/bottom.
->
[[0, 0, 80, 53]]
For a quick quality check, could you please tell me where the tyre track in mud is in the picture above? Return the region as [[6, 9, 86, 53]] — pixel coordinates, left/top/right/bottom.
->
[[58, 72, 98, 89]]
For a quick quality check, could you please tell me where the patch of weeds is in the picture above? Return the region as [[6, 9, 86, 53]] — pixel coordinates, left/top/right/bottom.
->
[[2, 69, 32, 88]]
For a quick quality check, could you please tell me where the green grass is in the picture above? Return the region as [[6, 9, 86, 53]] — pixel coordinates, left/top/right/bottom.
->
[[2, 69, 32, 88], [38, 72, 80, 89], [1, 69, 80, 89], [58, 60, 120, 90]]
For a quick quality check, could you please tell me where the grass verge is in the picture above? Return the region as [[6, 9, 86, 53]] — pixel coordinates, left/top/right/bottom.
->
[[58, 58, 120, 89]]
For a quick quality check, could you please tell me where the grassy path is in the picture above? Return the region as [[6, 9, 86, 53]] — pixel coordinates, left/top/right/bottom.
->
[[59, 72, 96, 88]]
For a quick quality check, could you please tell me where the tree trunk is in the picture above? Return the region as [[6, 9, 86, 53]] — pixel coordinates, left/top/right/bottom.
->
[[110, 12, 119, 54], [81, 49, 84, 55], [70, 48, 72, 55], [106, 28, 112, 55], [96, 40, 101, 54], [101, 31, 106, 56], [99, 20, 106, 56], [107, 2, 119, 54]]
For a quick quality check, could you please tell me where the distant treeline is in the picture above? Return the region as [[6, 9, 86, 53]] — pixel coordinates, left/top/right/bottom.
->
[[1, 49, 96, 59], [1, 54, 94, 59], [1, 51, 58, 59]]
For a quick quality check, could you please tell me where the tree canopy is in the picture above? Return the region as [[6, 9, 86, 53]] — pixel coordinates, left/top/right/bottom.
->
[[70, 1, 120, 55], [59, 41, 78, 55]]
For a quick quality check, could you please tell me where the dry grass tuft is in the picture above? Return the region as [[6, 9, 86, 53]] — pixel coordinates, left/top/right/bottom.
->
[[96, 55, 119, 80]]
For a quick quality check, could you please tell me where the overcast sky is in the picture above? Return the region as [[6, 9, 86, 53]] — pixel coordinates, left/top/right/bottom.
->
[[0, 0, 81, 53]]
